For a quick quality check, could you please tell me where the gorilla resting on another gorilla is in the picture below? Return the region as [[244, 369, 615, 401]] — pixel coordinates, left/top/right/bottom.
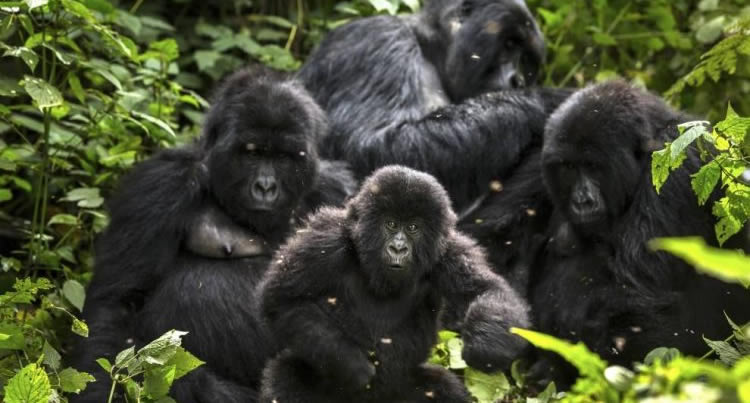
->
[[530, 80, 750, 384], [68, 69, 356, 402], [298, 0, 571, 211], [258, 166, 531, 403]]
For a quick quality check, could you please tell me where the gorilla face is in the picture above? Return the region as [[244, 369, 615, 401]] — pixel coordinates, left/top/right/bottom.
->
[[441, 0, 544, 101], [348, 166, 457, 294], [542, 81, 651, 235], [202, 74, 324, 236]]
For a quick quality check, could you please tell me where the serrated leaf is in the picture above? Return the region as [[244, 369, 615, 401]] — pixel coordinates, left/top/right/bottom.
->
[[58, 367, 95, 394], [42, 342, 62, 370], [22, 76, 63, 110], [650, 237, 750, 287], [115, 345, 135, 368], [691, 159, 721, 205], [168, 347, 204, 379], [703, 337, 742, 365], [72, 318, 89, 337], [147, 39, 179, 63], [464, 368, 510, 403], [62, 280, 85, 311], [138, 330, 188, 366], [716, 104, 750, 143], [4, 363, 51, 403], [0, 323, 25, 349], [651, 148, 671, 193]]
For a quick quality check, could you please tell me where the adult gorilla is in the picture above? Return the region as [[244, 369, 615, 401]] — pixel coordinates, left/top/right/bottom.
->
[[530, 80, 750, 385], [298, 0, 571, 211], [68, 69, 356, 402]]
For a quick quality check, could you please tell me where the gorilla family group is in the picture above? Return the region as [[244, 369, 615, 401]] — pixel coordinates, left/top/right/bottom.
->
[[68, 0, 749, 402]]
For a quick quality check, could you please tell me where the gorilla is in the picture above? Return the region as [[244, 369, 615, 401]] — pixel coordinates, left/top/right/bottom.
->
[[68, 69, 357, 402], [529, 80, 750, 385], [258, 166, 531, 403], [298, 0, 572, 211]]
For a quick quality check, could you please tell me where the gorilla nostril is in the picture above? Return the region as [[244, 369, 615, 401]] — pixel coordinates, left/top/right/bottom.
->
[[510, 74, 525, 89]]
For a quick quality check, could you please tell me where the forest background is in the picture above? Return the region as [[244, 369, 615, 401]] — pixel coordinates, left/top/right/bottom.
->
[[0, 0, 749, 402]]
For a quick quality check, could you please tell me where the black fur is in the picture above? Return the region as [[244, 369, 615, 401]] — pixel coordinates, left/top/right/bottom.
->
[[529, 81, 750, 385], [258, 166, 530, 402], [297, 0, 572, 211], [67, 69, 357, 402]]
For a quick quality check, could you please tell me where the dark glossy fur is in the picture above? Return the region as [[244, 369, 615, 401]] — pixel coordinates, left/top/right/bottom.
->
[[68, 69, 356, 402], [530, 81, 750, 385], [258, 166, 530, 403], [297, 0, 573, 211]]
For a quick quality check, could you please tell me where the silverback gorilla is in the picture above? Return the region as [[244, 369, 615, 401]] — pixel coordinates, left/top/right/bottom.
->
[[258, 166, 531, 403], [530, 80, 750, 385], [68, 69, 356, 402], [298, 0, 572, 211]]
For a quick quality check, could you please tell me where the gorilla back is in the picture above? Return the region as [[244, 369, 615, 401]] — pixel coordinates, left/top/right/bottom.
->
[[68, 68, 356, 403]]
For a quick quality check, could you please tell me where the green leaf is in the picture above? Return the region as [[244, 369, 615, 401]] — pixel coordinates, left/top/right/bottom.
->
[[4, 363, 51, 403], [603, 366, 634, 391], [0, 188, 11, 202], [72, 318, 89, 337], [691, 159, 721, 206], [48, 214, 78, 226], [0, 323, 25, 349], [81, 0, 114, 14], [58, 367, 95, 394], [138, 330, 188, 366], [147, 39, 179, 63], [716, 103, 750, 143], [671, 121, 708, 159], [463, 368, 510, 403], [62, 187, 104, 208], [511, 328, 607, 379], [446, 337, 467, 369], [132, 111, 176, 138], [143, 365, 176, 399], [168, 347, 204, 379], [25, 0, 48, 11], [42, 342, 62, 370], [3, 47, 38, 72], [67, 73, 86, 103], [696, 16, 726, 44], [22, 76, 63, 110], [644, 347, 681, 365], [703, 337, 742, 365], [96, 358, 112, 372], [593, 32, 617, 46], [114, 345, 136, 368], [61, 0, 95, 22], [62, 280, 86, 311], [194, 50, 221, 72], [649, 237, 750, 287]]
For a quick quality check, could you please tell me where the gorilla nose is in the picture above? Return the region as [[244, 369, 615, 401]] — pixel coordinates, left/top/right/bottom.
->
[[388, 243, 409, 258], [252, 176, 278, 203], [509, 73, 526, 89]]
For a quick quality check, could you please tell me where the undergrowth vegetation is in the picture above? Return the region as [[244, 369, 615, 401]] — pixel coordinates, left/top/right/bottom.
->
[[0, 0, 748, 401]]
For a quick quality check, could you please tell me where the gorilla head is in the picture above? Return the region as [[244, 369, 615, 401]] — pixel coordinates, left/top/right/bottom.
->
[[346, 166, 457, 294], [424, 0, 545, 101], [541, 80, 667, 235], [200, 69, 327, 236]]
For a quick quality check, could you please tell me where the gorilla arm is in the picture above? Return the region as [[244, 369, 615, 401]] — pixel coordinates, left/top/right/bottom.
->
[[258, 208, 375, 388], [298, 16, 565, 210], [68, 148, 204, 400], [433, 231, 531, 371]]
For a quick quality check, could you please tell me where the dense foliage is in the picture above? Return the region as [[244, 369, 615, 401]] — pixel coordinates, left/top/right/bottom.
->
[[0, 0, 748, 401]]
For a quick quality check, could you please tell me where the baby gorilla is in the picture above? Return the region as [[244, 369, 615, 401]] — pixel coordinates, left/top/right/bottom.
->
[[258, 166, 531, 403]]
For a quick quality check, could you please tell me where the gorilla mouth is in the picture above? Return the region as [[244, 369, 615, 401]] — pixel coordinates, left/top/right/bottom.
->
[[388, 264, 407, 271]]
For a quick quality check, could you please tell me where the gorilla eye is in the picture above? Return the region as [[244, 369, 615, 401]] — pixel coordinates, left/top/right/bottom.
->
[[406, 223, 419, 233], [386, 220, 398, 230]]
